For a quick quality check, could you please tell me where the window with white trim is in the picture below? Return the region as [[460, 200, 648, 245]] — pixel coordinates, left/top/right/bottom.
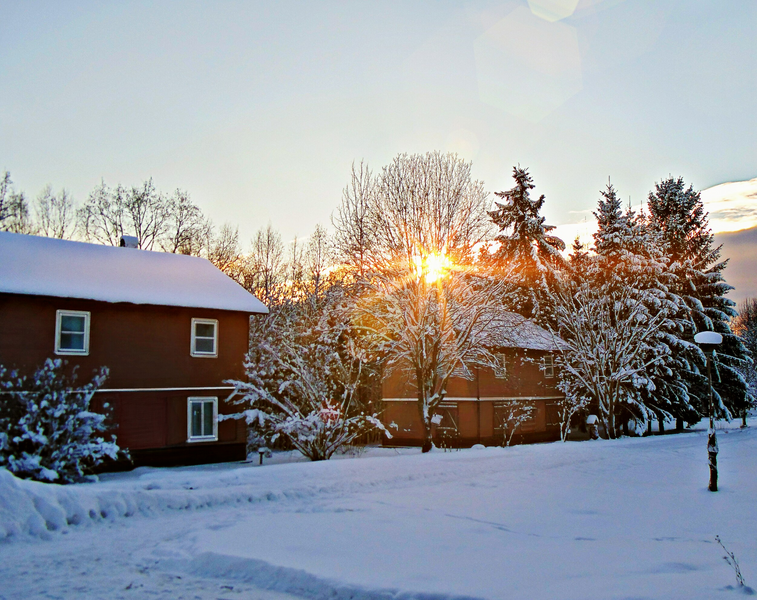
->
[[541, 354, 555, 378], [191, 318, 218, 357], [55, 310, 90, 355], [187, 397, 218, 441], [493, 353, 508, 379]]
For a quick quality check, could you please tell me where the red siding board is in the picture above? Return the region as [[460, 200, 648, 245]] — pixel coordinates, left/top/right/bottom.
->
[[0, 292, 255, 465], [381, 349, 563, 447]]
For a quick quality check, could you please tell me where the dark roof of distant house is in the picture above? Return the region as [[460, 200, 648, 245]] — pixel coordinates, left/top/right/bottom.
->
[[0, 232, 268, 314], [485, 312, 566, 351]]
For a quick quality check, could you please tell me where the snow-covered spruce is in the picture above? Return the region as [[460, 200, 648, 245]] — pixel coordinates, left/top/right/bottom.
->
[[646, 176, 752, 422], [488, 166, 566, 324], [0, 359, 121, 483], [585, 182, 698, 432]]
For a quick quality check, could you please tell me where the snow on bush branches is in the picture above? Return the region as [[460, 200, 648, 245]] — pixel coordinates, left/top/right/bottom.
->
[[228, 290, 390, 461], [0, 359, 121, 483]]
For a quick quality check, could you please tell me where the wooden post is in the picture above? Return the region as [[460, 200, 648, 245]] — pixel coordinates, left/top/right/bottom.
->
[[707, 352, 718, 492]]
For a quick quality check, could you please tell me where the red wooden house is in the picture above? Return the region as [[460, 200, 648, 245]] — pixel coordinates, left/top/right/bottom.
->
[[382, 314, 565, 447], [0, 231, 267, 466]]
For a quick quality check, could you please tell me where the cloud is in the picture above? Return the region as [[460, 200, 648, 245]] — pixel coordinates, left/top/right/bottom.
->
[[550, 177, 757, 251], [700, 177, 757, 234]]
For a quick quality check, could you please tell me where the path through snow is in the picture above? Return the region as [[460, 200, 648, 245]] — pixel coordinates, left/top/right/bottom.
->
[[1, 425, 756, 599]]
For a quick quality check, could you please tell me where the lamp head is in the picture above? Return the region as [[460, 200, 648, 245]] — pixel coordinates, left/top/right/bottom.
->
[[694, 331, 722, 353]]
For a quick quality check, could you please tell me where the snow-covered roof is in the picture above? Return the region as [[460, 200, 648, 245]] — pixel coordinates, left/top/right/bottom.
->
[[0, 232, 268, 314], [485, 312, 566, 351]]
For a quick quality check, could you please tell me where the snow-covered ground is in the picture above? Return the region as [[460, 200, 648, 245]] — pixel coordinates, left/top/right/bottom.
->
[[1, 422, 756, 600]]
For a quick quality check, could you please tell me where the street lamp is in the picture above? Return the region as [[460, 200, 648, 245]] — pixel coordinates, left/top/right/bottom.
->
[[694, 331, 722, 492]]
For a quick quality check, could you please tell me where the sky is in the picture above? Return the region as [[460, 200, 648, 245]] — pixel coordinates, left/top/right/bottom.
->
[[1, 0, 755, 246]]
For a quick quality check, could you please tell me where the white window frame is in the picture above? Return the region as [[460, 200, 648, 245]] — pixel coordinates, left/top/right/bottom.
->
[[187, 396, 218, 442], [493, 353, 508, 379], [55, 310, 91, 356], [542, 354, 555, 378], [191, 318, 218, 357]]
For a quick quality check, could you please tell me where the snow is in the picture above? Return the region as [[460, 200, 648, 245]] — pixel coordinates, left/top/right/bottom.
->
[[1, 423, 756, 599], [486, 312, 566, 351], [0, 231, 268, 313]]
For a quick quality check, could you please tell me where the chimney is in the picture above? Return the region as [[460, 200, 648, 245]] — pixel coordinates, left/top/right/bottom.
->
[[119, 235, 139, 248]]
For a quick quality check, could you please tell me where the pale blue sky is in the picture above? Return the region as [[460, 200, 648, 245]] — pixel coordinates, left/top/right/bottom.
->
[[1, 0, 755, 243]]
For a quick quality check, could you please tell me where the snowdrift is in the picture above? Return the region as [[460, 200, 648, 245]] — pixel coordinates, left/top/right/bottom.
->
[[0, 465, 309, 540]]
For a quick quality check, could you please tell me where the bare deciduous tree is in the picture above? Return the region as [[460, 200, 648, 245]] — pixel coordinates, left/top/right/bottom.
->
[[286, 236, 307, 299], [208, 223, 249, 285], [78, 178, 172, 249], [160, 190, 212, 255], [306, 224, 332, 303], [332, 161, 377, 278], [78, 180, 129, 246], [336, 152, 509, 452], [125, 179, 170, 250], [248, 224, 286, 306], [0, 171, 33, 234], [35, 185, 76, 239], [554, 283, 674, 438]]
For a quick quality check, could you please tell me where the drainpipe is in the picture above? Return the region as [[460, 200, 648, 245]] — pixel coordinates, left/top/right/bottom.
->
[[476, 366, 481, 443]]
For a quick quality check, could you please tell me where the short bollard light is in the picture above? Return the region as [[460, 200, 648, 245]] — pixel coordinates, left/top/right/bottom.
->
[[694, 331, 723, 492], [258, 447, 268, 466]]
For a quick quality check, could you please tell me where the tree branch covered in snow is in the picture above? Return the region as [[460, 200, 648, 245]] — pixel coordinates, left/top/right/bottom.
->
[[495, 401, 536, 446], [553, 283, 673, 438], [334, 152, 516, 451], [228, 288, 389, 461], [354, 266, 512, 450], [0, 359, 122, 483]]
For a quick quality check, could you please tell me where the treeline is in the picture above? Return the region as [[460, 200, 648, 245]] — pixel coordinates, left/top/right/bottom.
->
[[0, 171, 333, 307], [2, 156, 755, 455]]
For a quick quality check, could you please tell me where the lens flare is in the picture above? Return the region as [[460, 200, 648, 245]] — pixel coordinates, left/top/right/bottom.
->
[[413, 253, 451, 284]]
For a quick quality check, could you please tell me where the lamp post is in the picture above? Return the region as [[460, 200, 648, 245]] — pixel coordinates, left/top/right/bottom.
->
[[694, 331, 723, 492]]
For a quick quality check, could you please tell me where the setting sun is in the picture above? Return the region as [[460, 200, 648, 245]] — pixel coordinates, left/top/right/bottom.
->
[[413, 252, 452, 284]]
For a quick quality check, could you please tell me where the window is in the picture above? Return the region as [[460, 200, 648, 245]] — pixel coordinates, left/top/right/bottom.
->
[[55, 310, 90, 355], [187, 397, 218, 442], [541, 354, 555, 378], [191, 318, 218, 357], [493, 353, 508, 379]]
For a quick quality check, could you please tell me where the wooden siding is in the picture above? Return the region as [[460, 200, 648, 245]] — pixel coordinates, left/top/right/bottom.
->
[[382, 348, 562, 446], [0, 293, 249, 389], [0, 292, 253, 466]]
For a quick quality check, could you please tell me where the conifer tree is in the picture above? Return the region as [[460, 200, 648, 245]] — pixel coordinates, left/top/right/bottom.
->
[[647, 177, 750, 420], [593, 183, 701, 430], [733, 298, 757, 411], [567, 237, 590, 286], [488, 167, 565, 322]]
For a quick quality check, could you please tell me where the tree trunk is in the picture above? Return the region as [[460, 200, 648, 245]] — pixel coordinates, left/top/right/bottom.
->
[[676, 417, 683, 431], [606, 411, 616, 439], [742, 411, 748, 428], [657, 414, 665, 434], [421, 418, 433, 453]]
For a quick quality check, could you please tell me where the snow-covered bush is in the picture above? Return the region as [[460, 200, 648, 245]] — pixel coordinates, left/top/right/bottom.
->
[[495, 401, 535, 446], [553, 284, 673, 438], [0, 359, 122, 483], [229, 289, 390, 461]]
